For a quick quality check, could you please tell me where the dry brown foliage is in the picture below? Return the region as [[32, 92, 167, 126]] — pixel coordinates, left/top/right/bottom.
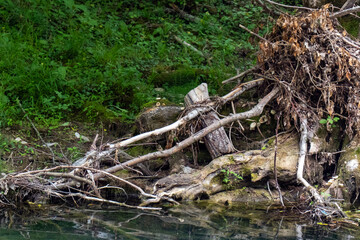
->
[[257, 7, 360, 136]]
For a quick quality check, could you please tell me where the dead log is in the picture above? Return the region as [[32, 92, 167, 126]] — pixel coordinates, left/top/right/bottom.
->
[[184, 83, 235, 159]]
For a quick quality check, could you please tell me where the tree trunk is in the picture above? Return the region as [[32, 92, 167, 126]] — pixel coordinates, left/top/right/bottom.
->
[[184, 83, 235, 159]]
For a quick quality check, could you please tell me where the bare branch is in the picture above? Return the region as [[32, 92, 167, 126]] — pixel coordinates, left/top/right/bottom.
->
[[331, 6, 360, 18], [262, 0, 315, 11], [239, 24, 269, 43], [174, 35, 206, 58], [170, 4, 201, 23], [65, 193, 161, 211], [222, 67, 257, 84], [222, 79, 264, 101], [36, 172, 93, 185], [340, 0, 357, 11]]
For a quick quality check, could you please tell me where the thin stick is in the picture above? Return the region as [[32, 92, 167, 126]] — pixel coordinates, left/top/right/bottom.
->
[[222, 67, 256, 84], [340, 0, 357, 11], [65, 193, 161, 211], [36, 172, 93, 185], [174, 35, 206, 58], [255, 0, 282, 16], [274, 114, 284, 207], [239, 24, 269, 43], [17, 100, 56, 164], [170, 4, 201, 23], [262, 0, 315, 11]]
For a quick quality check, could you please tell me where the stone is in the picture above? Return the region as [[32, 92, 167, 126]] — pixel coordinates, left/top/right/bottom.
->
[[136, 106, 182, 135]]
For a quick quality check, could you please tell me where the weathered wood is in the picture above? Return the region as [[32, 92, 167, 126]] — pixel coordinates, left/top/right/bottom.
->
[[184, 83, 235, 159]]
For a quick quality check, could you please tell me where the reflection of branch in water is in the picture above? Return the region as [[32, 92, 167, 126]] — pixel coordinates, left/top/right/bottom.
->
[[19, 231, 30, 239], [88, 216, 140, 240], [119, 213, 144, 226], [296, 224, 304, 240], [273, 216, 284, 239]]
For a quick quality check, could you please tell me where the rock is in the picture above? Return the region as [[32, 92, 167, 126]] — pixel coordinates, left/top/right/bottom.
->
[[338, 134, 360, 202], [14, 137, 27, 145], [74, 132, 90, 142], [136, 106, 182, 140]]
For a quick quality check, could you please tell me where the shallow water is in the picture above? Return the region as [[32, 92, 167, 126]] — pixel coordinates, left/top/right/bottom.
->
[[0, 204, 359, 240]]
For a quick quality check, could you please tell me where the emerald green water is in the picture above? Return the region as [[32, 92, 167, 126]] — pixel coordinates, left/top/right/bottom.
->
[[0, 204, 359, 239]]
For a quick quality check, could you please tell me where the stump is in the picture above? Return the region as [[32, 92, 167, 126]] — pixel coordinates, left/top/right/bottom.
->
[[185, 83, 235, 159]]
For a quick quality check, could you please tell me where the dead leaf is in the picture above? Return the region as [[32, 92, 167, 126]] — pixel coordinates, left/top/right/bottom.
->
[[346, 71, 351, 80]]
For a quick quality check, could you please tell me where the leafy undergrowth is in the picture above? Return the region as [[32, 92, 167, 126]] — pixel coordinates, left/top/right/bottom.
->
[[0, 122, 117, 173], [0, 0, 270, 129]]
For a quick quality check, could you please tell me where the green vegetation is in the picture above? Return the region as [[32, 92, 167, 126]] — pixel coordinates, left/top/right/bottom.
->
[[319, 115, 340, 128], [0, 0, 270, 128], [221, 168, 243, 184]]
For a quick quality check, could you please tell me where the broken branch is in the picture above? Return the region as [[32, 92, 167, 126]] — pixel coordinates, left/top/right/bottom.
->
[[174, 35, 206, 58], [262, 0, 315, 11], [222, 67, 257, 84]]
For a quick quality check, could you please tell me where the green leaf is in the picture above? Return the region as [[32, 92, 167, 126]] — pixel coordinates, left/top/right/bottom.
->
[[333, 117, 340, 122], [319, 119, 327, 124]]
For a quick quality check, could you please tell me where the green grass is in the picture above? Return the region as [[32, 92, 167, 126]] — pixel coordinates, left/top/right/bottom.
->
[[0, 0, 270, 128]]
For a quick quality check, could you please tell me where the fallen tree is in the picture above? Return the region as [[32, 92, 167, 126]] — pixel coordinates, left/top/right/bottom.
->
[[0, 5, 359, 221]]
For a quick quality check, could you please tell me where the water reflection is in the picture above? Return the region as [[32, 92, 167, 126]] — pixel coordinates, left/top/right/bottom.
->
[[0, 203, 358, 239]]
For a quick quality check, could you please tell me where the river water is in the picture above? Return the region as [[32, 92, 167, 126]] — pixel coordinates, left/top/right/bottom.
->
[[0, 203, 359, 239]]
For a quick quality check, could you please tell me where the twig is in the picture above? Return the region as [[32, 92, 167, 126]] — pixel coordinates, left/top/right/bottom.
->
[[340, 0, 357, 11], [239, 24, 269, 43], [36, 172, 93, 185], [174, 35, 207, 59], [254, 0, 282, 16], [169, 4, 219, 30], [274, 113, 284, 207], [267, 181, 274, 199], [231, 101, 244, 131], [262, 0, 315, 11], [17, 100, 56, 164], [170, 4, 201, 23], [65, 193, 161, 211], [222, 67, 257, 84]]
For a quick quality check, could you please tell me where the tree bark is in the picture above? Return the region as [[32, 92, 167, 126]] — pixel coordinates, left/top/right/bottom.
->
[[184, 83, 235, 159], [340, 0, 357, 11]]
